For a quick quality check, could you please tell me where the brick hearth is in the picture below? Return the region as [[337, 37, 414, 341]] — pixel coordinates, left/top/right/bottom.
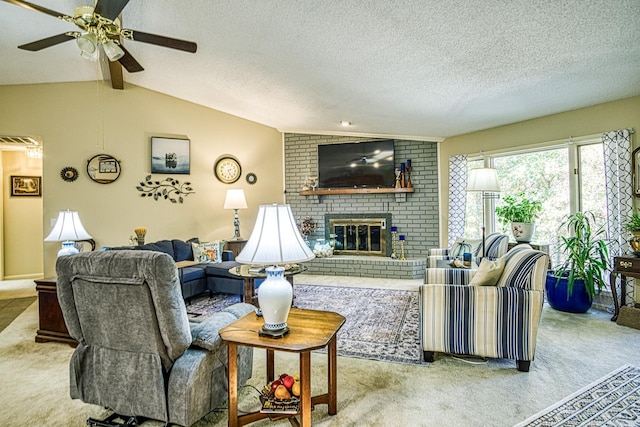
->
[[305, 255, 425, 280]]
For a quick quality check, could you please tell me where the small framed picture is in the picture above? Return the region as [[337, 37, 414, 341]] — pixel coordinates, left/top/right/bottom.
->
[[11, 175, 42, 197], [151, 137, 190, 174], [633, 147, 640, 197]]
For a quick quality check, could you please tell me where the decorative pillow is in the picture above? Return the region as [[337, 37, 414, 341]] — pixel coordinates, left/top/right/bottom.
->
[[469, 256, 506, 286], [192, 240, 222, 263], [450, 237, 482, 258]]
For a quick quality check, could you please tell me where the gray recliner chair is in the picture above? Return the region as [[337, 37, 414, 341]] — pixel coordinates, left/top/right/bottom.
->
[[56, 250, 254, 427]]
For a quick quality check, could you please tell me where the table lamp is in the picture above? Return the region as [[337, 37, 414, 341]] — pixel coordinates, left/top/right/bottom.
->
[[236, 204, 315, 337], [44, 210, 92, 257], [466, 168, 501, 257], [224, 189, 248, 240]]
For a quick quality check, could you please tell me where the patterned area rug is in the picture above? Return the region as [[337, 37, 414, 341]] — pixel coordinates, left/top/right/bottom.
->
[[515, 365, 640, 426], [186, 284, 426, 365]]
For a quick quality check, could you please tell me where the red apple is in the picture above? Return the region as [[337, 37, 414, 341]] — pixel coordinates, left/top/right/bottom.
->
[[270, 379, 282, 393], [282, 375, 295, 389]]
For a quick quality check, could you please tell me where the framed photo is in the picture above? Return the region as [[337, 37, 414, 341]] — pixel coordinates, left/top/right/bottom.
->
[[151, 137, 190, 174], [634, 147, 640, 197], [87, 154, 121, 184], [11, 175, 41, 197]]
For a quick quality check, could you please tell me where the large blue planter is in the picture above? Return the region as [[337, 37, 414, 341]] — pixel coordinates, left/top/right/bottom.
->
[[545, 271, 592, 313]]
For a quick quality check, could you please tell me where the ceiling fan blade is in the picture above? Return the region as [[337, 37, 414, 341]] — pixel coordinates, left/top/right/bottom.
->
[[2, 0, 70, 19], [97, 44, 124, 90], [128, 30, 197, 53], [18, 32, 78, 51], [93, 0, 130, 21], [118, 45, 144, 73]]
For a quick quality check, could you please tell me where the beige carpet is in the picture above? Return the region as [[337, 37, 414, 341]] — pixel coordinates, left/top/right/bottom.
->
[[1, 276, 640, 427]]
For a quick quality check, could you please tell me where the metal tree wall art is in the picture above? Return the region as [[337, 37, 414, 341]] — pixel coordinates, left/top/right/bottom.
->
[[136, 175, 195, 203]]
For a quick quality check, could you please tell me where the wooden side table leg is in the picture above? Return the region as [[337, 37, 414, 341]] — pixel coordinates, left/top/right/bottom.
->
[[299, 351, 312, 427], [227, 343, 239, 427], [243, 277, 254, 305], [610, 271, 620, 321], [327, 336, 338, 415], [266, 349, 275, 382]]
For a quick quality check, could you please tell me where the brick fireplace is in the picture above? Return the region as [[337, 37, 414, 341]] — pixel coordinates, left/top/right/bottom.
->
[[284, 134, 439, 279], [325, 213, 392, 256]]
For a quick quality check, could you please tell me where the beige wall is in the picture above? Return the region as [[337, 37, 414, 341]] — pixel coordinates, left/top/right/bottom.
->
[[438, 95, 640, 245], [1, 151, 43, 279], [0, 82, 284, 277]]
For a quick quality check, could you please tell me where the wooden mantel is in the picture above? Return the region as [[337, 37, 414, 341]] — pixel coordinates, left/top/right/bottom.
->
[[299, 188, 414, 196]]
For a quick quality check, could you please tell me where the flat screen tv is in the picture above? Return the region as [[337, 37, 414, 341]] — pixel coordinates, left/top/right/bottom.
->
[[318, 140, 395, 189]]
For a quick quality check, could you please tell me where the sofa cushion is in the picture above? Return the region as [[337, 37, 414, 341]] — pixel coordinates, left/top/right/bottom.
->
[[205, 261, 242, 279], [450, 237, 482, 258], [172, 239, 194, 262], [134, 240, 175, 259], [469, 256, 506, 286], [192, 241, 223, 263], [180, 266, 207, 283]]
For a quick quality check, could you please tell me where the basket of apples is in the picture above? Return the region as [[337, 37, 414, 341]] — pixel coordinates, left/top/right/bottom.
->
[[260, 372, 301, 404]]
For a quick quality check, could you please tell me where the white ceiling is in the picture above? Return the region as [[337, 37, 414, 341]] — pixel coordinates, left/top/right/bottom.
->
[[1, 0, 639, 140]]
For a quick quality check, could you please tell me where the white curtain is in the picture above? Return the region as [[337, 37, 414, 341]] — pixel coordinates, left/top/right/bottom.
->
[[448, 155, 468, 246], [602, 129, 634, 258], [602, 129, 635, 307]]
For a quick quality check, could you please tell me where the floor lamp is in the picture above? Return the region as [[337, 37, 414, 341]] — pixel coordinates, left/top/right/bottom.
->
[[467, 168, 501, 257]]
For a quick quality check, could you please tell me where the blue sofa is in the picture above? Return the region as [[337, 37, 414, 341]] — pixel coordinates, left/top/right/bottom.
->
[[103, 238, 246, 302]]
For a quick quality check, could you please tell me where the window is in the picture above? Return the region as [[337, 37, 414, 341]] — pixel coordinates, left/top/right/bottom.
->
[[465, 138, 605, 265]]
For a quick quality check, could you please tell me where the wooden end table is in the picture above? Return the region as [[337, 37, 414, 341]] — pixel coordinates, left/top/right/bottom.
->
[[610, 256, 640, 321], [220, 308, 345, 427], [229, 265, 307, 306], [34, 277, 77, 347]]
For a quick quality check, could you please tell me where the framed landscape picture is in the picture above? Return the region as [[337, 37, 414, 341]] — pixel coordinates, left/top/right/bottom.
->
[[11, 175, 41, 197], [151, 137, 190, 174]]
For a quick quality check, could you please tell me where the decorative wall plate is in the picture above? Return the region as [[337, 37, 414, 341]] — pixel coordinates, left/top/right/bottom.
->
[[60, 166, 79, 182], [246, 172, 257, 185], [214, 156, 241, 184]]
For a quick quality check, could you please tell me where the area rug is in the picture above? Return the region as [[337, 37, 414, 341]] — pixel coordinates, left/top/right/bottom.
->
[[514, 364, 640, 426], [186, 284, 427, 365]]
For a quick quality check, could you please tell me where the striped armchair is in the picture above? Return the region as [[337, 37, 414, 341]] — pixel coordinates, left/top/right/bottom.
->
[[419, 245, 548, 372], [425, 233, 509, 285]]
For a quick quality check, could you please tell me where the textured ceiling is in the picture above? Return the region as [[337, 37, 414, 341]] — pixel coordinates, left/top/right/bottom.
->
[[1, 0, 639, 140]]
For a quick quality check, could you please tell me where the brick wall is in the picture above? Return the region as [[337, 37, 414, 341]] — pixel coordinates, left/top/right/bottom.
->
[[284, 134, 440, 259]]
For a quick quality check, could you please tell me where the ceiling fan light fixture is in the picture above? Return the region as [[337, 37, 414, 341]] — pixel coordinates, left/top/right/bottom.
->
[[80, 49, 98, 62], [103, 40, 124, 62], [76, 32, 97, 54]]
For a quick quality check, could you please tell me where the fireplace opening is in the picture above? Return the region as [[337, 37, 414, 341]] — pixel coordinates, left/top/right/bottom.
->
[[325, 214, 391, 256]]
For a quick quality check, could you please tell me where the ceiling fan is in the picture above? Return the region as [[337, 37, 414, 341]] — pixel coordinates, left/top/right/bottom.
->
[[3, 0, 197, 89]]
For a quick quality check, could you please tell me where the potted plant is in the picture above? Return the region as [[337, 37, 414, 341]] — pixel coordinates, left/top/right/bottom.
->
[[624, 211, 640, 235], [545, 211, 609, 313], [495, 192, 542, 242]]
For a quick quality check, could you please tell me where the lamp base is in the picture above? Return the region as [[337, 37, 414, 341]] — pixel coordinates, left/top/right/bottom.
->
[[259, 325, 290, 338], [58, 241, 79, 257]]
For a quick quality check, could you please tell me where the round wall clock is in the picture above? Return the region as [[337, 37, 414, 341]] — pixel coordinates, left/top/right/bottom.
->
[[60, 166, 79, 182], [246, 172, 257, 185], [214, 156, 242, 184]]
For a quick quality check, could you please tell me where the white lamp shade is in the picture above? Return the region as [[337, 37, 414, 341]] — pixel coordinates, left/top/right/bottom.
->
[[44, 211, 92, 242], [237, 204, 315, 265], [467, 168, 501, 192], [223, 189, 248, 209]]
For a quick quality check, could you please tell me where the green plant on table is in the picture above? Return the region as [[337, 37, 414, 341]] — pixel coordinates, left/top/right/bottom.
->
[[495, 192, 542, 226], [623, 211, 640, 233]]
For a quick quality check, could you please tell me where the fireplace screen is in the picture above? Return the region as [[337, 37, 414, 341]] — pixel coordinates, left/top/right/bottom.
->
[[329, 218, 386, 256]]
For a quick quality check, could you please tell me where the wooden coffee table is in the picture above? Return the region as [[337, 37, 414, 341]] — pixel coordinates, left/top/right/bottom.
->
[[220, 308, 345, 427]]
